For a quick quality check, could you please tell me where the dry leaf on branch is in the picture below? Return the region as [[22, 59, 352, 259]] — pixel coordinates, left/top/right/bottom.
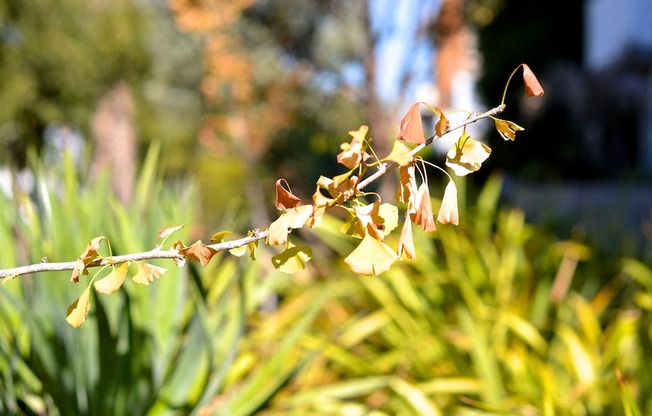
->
[[398, 103, 425, 144], [522, 64, 544, 97], [71, 236, 107, 283]]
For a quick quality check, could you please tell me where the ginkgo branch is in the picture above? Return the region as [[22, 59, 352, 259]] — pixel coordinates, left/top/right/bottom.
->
[[0, 104, 506, 281], [0, 231, 271, 280], [0, 248, 184, 280]]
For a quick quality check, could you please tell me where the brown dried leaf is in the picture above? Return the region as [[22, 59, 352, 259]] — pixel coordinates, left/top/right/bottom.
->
[[71, 236, 107, 283], [411, 183, 436, 232], [398, 103, 425, 144], [337, 125, 371, 169], [522, 64, 544, 97], [179, 240, 219, 267], [396, 164, 417, 204], [275, 178, 301, 210], [434, 107, 449, 137]]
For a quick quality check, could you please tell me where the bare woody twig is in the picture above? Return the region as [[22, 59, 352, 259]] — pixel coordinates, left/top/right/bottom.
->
[[0, 104, 504, 281], [0, 232, 270, 280]]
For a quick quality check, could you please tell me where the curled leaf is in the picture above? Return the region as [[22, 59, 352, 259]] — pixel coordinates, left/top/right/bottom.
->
[[71, 236, 107, 283], [156, 225, 184, 240], [397, 216, 416, 260], [66, 285, 92, 328], [132, 262, 168, 285], [345, 234, 399, 276], [309, 174, 359, 228], [275, 179, 301, 210], [437, 180, 459, 225], [210, 230, 232, 244], [396, 164, 417, 204], [398, 103, 425, 144], [94, 262, 130, 295], [337, 125, 372, 169], [522, 64, 544, 97], [494, 118, 524, 141], [434, 107, 449, 137], [445, 132, 492, 176], [411, 183, 436, 232]]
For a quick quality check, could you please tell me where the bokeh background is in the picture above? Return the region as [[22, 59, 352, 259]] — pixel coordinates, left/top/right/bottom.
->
[[2, 0, 652, 414]]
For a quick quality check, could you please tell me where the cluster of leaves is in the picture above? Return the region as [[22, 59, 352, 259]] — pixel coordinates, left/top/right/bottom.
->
[[263, 63, 543, 276], [0, 64, 543, 328]]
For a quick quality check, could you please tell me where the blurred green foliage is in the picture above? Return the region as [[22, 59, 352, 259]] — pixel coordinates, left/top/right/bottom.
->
[[2, 159, 652, 414]]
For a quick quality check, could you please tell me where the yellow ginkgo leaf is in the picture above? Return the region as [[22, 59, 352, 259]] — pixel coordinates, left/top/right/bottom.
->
[[385, 141, 413, 167], [210, 230, 232, 244], [229, 245, 248, 257], [266, 215, 290, 246], [344, 234, 399, 276], [271, 243, 312, 274], [285, 205, 313, 229], [94, 262, 130, 295], [132, 262, 167, 285], [66, 285, 92, 328], [445, 132, 492, 176], [494, 118, 525, 141]]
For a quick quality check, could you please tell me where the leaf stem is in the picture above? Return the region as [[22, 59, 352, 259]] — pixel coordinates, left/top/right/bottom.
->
[[500, 64, 524, 106]]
